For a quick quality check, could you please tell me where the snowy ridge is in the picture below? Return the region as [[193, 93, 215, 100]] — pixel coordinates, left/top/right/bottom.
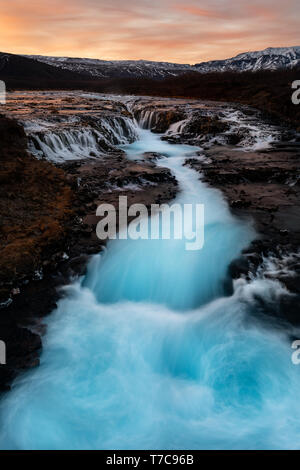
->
[[194, 46, 300, 72], [23, 46, 300, 79], [23, 55, 192, 79]]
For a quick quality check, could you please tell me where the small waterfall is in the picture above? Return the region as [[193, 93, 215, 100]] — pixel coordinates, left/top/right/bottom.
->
[[134, 108, 160, 130], [99, 116, 138, 145], [166, 118, 190, 136], [27, 116, 138, 163], [29, 128, 106, 162], [221, 108, 281, 150]]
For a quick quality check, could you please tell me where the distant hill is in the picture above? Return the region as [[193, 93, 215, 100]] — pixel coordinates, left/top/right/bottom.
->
[[195, 46, 300, 73], [0, 52, 90, 88], [1, 47, 299, 87], [23, 55, 193, 80], [23, 46, 300, 79]]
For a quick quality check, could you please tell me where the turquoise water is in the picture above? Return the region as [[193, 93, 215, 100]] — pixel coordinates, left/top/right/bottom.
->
[[0, 128, 300, 450]]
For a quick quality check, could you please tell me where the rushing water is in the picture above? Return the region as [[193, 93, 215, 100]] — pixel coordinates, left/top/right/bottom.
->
[[0, 126, 300, 450]]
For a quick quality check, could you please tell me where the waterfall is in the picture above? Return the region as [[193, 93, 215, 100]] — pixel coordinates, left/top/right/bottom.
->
[[27, 116, 138, 163], [134, 108, 160, 129]]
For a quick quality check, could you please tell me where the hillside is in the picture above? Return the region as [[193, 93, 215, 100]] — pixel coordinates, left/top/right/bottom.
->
[[0, 52, 90, 88], [24, 46, 300, 78]]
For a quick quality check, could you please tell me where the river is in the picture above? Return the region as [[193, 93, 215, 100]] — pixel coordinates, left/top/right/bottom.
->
[[0, 114, 299, 450]]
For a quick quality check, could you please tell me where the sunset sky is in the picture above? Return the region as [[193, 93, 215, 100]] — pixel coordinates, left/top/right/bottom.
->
[[0, 0, 299, 63]]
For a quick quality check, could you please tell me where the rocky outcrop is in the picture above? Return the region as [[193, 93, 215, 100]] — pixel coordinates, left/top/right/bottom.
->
[[150, 110, 186, 134], [0, 116, 73, 300], [180, 114, 229, 137], [134, 107, 186, 133]]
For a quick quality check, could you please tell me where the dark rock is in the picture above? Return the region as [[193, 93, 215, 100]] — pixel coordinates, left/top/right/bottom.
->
[[229, 256, 250, 278], [183, 115, 229, 136]]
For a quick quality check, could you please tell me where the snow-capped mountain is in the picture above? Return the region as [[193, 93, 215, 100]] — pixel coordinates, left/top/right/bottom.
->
[[23, 55, 193, 79], [23, 46, 300, 79], [194, 46, 300, 72]]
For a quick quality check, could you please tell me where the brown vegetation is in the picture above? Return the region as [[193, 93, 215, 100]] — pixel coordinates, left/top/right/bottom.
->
[[0, 116, 73, 299]]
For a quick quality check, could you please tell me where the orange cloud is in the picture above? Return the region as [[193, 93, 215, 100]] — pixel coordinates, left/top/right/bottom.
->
[[175, 4, 222, 18], [0, 0, 299, 63], [245, 4, 278, 21]]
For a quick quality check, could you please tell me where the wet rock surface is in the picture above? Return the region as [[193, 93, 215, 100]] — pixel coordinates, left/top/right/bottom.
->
[[134, 106, 185, 133], [180, 113, 229, 137]]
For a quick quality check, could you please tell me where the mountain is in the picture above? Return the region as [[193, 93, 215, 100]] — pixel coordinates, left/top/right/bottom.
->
[[0, 52, 89, 80], [23, 46, 300, 79], [0, 52, 93, 88], [1, 47, 299, 91], [194, 46, 300, 72], [23, 55, 193, 80]]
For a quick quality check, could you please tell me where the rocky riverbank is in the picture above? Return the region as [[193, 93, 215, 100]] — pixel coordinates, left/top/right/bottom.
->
[[185, 142, 300, 325], [0, 115, 75, 390]]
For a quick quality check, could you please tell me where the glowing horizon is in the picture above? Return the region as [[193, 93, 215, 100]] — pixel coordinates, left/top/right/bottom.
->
[[0, 0, 299, 64]]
